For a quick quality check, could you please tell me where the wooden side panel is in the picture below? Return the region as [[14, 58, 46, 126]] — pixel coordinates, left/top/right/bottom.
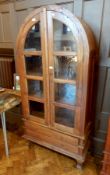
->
[[83, 0, 104, 44], [14, 0, 74, 10], [60, 2, 74, 13], [0, 13, 3, 42], [74, 0, 83, 18], [93, 0, 110, 156], [100, 0, 110, 64], [16, 10, 29, 32], [95, 67, 106, 114], [94, 67, 110, 155], [100, 117, 110, 175], [0, 3, 13, 48], [102, 68, 110, 113], [2, 12, 12, 42], [9, 3, 18, 47]]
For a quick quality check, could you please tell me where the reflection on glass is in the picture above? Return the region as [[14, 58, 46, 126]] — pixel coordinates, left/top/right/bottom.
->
[[55, 106, 75, 128], [53, 19, 77, 51], [27, 80, 43, 98], [25, 22, 41, 50], [55, 83, 76, 105], [25, 56, 42, 76], [29, 101, 44, 119], [54, 56, 77, 80]]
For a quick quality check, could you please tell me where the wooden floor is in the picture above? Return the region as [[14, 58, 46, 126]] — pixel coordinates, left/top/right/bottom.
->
[[0, 128, 100, 175]]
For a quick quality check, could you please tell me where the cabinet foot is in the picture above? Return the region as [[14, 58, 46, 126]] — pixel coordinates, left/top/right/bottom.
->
[[76, 161, 83, 169]]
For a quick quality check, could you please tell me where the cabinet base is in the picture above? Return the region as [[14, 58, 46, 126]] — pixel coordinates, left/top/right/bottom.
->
[[23, 133, 85, 168], [23, 120, 89, 168]]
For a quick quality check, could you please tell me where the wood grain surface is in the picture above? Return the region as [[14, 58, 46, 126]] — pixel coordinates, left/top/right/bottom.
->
[[0, 128, 99, 175]]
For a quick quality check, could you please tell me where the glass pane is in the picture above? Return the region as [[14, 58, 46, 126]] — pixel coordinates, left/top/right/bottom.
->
[[55, 106, 75, 128], [25, 22, 41, 51], [27, 80, 43, 98], [25, 56, 42, 76], [29, 101, 44, 119], [53, 19, 77, 52], [54, 56, 77, 80], [55, 83, 76, 105]]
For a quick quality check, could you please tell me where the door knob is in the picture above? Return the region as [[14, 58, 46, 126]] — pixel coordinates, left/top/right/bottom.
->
[[49, 66, 53, 70]]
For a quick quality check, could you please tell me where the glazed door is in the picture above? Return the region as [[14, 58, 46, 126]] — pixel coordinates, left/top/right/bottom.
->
[[47, 11, 82, 134], [19, 10, 50, 125], [19, 8, 82, 134]]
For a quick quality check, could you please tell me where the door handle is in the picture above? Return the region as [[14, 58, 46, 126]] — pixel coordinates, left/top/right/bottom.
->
[[49, 66, 53, 70]]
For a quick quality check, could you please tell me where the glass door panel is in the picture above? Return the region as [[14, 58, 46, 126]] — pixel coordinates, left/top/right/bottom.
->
[[27, 79, 43, 98], [55, 106, 75, 128], [55, 83, 76, 105], [53, 19, 77, 52], [53, 20, 77, 107], [25, 22, 41, 51], [25, 55, 43, 76], [29, 100, 44, 119], [54, 55, 77, 80]]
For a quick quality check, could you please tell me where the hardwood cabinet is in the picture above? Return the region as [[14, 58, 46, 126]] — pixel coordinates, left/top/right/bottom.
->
[[16, 5, 97, 168], [100, 116, 110, 175]]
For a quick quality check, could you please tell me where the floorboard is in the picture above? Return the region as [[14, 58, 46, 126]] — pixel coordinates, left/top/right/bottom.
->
[[0, 129, 100, 175]]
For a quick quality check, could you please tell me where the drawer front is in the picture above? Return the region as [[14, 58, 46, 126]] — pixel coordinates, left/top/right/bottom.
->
[[24, 120, 79, 155]]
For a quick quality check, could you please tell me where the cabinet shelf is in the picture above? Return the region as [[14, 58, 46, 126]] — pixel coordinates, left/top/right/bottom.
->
[[24, 50, 42, 56], [28, 96, 44, 103], [55, 98, 76, 106], [53, 51, 77, 56], [26, 75, 43, 81], [30, 112, 44, 119], [54, 78, 76, 84], [54, 102, 76, 110]]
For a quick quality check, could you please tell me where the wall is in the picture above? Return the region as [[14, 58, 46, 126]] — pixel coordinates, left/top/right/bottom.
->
[[0, 0, 110, 155]]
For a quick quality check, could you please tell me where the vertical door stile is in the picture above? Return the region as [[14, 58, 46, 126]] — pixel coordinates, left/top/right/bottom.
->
[[20, 30, 30, 119], [41, 8, 50, 125], [47, 11, 55, 127]]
